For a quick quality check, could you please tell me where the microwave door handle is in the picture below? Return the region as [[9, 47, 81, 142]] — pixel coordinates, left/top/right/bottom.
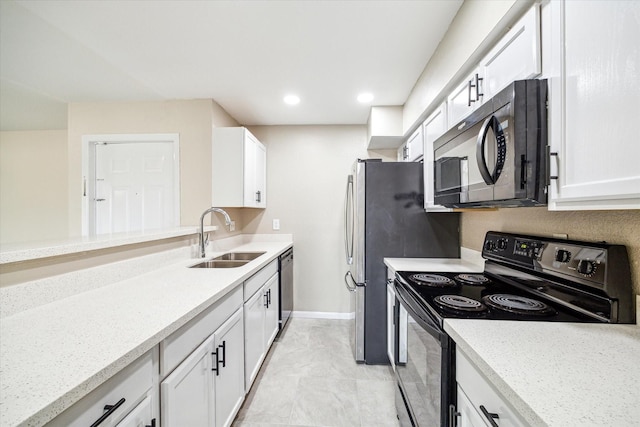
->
[[476, 116, 497, 185]]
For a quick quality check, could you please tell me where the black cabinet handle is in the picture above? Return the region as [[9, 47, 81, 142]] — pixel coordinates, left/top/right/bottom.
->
[[264, 291, 269, 308], [219, 341, 226, 368], [145, 419, 157, 427], [267, 288, 271, 306], [256, 190, 261, 202], [479, 405, 500, 427], [212, 348, 219, 375], [90, 398, 125, 427]]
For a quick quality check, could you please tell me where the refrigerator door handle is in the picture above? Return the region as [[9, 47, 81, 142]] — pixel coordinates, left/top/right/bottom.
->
[[344, 175, 354, 265], [344, 271, 365, 292]]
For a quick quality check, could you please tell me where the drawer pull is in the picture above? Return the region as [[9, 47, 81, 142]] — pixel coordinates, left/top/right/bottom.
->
[[90, 397, 125, 427], [145, 418, 157, 427], [479, 405, 500, 427]]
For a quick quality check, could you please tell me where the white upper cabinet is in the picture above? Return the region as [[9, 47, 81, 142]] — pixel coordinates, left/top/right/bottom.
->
[[212, 127, 267, 208], [479, 5, 541, 100], [422, 103, 451, 212], [397, 127, 424, 162], [447, 67, 484, 128], [446, 5, 541, 130], [546, 0, 640, 210]]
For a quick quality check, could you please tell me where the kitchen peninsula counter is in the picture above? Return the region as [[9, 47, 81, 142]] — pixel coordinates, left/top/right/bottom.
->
[[0, 236, 292, 427], [445, 319, 640, 427]]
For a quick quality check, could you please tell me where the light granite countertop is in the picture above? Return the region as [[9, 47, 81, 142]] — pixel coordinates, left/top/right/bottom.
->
[[0, 238, 292, 427], [445, 319, 640, 427], [384, 247, 485, 273]]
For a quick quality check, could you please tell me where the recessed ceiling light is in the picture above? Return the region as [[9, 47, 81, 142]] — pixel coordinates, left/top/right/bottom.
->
[[357, 93, 374, 103], [283, 94, 300, 105]]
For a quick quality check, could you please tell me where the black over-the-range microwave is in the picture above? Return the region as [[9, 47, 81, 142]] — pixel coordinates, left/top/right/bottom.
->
[[434, 79, 548, 208]]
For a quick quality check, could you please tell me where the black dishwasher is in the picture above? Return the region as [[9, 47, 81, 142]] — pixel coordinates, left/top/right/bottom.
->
[[278, 248, 293, 335]]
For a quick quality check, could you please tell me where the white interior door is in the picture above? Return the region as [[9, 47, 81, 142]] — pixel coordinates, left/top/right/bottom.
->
[[94, 141, 176, 234]]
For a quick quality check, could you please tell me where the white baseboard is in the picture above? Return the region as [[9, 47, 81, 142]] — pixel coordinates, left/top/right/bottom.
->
[[291, 311, 355, 320]]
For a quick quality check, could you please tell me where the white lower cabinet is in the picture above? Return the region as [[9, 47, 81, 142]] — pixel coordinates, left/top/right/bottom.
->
[[115, 394, 155, 427], [244, 269, 279, 391], [456, 349, 527, 427], [161, 333, 215, 427], [213, 308, 245, 427], [386, 276, 396, 368], [161, 308, 244, 427], [48, 350, 157, 427]]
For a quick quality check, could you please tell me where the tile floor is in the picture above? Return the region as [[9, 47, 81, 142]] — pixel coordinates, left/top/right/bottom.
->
[[232, 318, 400, 427]]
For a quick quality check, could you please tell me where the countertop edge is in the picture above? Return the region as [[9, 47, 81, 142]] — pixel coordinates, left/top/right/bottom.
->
[[0, 226, 217, 265]]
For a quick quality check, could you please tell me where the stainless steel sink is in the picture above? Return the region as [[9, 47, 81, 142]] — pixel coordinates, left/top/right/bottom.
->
[[189, 251, 265, 268], [190, 260, 250, 268], [213, 252, 265, 261]]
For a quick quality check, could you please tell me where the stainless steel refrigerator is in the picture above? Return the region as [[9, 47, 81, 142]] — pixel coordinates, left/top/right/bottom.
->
[[344, 159, 460, 364]]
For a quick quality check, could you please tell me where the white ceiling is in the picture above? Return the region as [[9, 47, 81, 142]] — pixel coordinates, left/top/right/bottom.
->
[[0, 0, 463, 130]]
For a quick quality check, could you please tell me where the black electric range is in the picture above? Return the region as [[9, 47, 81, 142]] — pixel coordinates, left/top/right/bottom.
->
[[395, 231, 635, 327], [392, 231, 635, 427]]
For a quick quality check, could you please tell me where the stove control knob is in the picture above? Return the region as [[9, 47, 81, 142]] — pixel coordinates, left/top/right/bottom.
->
[[497, 238, 508, 250], [577, 260, 596, 276], [555, 249, 571, 263], [484, 240, 496, 251]]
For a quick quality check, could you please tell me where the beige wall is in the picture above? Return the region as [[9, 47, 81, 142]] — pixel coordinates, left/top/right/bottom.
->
[[247, 125, 395, 314], [461, 208, 640, 295], [67, 99, 243, 238], [0, 130, 69, 244]]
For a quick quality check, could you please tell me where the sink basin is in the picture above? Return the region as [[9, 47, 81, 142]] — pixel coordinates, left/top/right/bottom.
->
[[189, 252, 265, 268], [213, 252, 266, 261], [190, 260, 250, 268]]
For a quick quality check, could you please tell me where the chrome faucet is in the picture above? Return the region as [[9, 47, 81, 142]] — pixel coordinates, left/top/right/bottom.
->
[[199, 207, 233, 258]]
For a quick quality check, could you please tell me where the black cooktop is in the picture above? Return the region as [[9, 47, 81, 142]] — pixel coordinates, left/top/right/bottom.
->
[[395, 270, 600, 324]]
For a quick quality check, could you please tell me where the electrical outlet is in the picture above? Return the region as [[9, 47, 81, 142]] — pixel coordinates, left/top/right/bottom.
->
[[272, 219, 280, 230], [229, 221, 235, 232]]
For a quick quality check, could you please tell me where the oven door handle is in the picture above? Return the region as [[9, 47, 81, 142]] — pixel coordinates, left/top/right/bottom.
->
[[394, 280, 444, 338]]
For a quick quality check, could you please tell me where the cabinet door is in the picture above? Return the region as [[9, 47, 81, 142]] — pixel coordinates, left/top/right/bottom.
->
[[447, 68, 483, 128], [214, 308, 245, 427], [422, 103, 451, 212], [161, 335, 215, 427], [456, 386, 490, 427], [115, 395, 155, 427], [264, 274, 279, 348], [254, 141, 267, 208], [243, 135, 258, 207], [386, 282, 396, 368], [244, 287, 266, 391], [480, 5, 541, 100], [406, 127, 424, 162], [548, 0, 640, 210]]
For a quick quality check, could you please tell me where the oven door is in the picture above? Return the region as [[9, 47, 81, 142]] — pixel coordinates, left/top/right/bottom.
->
[[394, 280, 455, 427]]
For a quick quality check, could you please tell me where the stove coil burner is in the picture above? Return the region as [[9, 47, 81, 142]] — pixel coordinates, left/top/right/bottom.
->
[[409, 274, 456, 288], [482, 294, 557, 316], [455, 274, 492, 286], [434, 295, 487, 313]]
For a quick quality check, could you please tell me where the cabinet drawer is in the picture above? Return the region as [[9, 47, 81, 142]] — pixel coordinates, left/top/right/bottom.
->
[[457, 350, 527, 427], [48, 350, 154, 427], [243, 259, 278, 301], [161, 286, 242, 377]]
